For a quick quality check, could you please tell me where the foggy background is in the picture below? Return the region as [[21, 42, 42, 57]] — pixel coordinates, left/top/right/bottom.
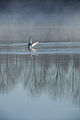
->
[[0, 0, 80, 43]]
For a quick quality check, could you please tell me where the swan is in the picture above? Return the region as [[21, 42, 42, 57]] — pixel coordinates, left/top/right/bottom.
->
[[28, 36, 38, 50]]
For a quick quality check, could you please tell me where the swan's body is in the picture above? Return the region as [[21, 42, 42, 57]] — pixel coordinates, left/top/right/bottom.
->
[[28, 36, 38, 50]]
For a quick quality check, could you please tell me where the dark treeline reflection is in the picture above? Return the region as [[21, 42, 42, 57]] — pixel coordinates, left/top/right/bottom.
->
[[0, 54, 80, 104]]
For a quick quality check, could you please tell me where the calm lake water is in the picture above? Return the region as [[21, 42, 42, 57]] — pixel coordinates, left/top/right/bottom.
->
[[0, 42, 80, 120]]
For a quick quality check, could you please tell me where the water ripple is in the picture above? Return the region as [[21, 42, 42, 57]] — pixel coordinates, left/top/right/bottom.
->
[[0, 42, 80, 55]]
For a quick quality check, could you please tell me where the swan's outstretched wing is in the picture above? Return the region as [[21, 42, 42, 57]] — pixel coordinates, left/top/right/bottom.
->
[[32, 42, 39, 47]]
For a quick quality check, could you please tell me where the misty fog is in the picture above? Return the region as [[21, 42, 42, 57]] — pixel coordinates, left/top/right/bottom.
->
[[0, 0, 80, 43]]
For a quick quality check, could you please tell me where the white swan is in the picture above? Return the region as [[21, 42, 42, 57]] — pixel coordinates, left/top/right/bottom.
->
[[28, 36, 38, 50]]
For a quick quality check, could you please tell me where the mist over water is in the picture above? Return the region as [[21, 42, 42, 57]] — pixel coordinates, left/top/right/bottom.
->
[[0, 0, 80, 42], [0, 1, 80, 120]]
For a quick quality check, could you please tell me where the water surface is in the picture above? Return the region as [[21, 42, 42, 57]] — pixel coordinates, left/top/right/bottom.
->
[[0, 42, 80, 120]]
